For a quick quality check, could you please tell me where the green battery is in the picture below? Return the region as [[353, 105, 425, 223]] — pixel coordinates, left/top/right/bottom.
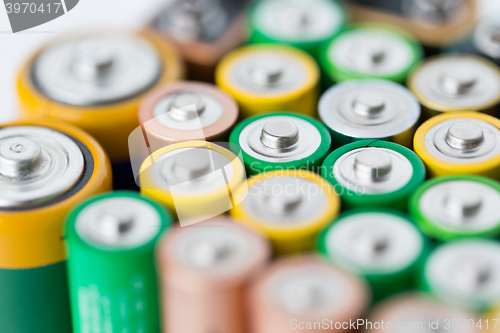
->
[[321, 140, 425, 210], [65, 191, 172, 333], [410, 175, 500, 241], [229, 111, 331, 175], [246, 0, 346, 56], [319, 25, 423, 84], [318, 209, 427, 301]]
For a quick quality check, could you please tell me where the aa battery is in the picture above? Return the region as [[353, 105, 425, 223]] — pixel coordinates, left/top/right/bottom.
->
[[156, 216, 270, 333], [318, 209, 426, 301], [247, 254, 370, 333], [65, 191, 172, 333], [321, 140, 425, 210], [318, 79, 420, 149], [138, 81, 239, 152], [215, 44, 319, 118], [319, 25, 423, 84], [410, 175, 500, 241], [247, 0, 346, 56], [423, 238, 500, 312], [230, 170, 340, 255], [414, 112, 500, 180], [150, 0, 249, 81], [0, 120, 112, 333], [408, 54, 500, 120], [229, 111, 331, 175]]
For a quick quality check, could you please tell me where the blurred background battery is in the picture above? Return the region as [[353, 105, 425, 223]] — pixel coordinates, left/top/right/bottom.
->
[[410, 175, 500, 241], [231, 170, 340, 255], [150, 0, 250, 81], [318, 210, 426, 301], [246, 0, 346, 57], [414, 112, 500, 180], [229, 111, 331, 175], [17, 29, 184, 189], [65, 191, 171, 333], [319, 25, 423, 84], [0, 120, 111, 333], [366, 292, 481, 333], [156, 216, 270, 333], [321, 140, 425, 210], [138, 81, 239, 153], [423, 239, 500, 312], [408, 54, 500, 120], [247, 255, 370, 333], [318, 79, 420, 148], [140, 141, 245, 223], [215, 44, 319, 118]]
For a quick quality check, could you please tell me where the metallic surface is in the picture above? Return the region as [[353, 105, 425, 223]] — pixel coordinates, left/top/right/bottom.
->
[[474, 19, 500, 60]]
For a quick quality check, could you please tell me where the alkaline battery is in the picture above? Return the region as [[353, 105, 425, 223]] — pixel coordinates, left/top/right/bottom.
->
[[423, 239, 500, 312], [0, 120, 111, 333], [319, 25, 423, 84], [65, 191, 171, 333], [140, 141, 245, 222], [17, 29, 183, 166], [321, 140, 425, 210], [410, 175, 500, 241], [156, 216, 270, 333], [318, 79, 420, 148], [229, 111, 331, 175], [150, 0, 249, 81], [414, 112, 500, 180], [319, 210, 426, 301], [248, 255, 370, 333], [247, 0, 346, 56], [230, 170, 340, 255], [408, 55, 500, 119], [366, 292, 481, 333], [215, 44, 319, 118], [139, 81, 239, 152]]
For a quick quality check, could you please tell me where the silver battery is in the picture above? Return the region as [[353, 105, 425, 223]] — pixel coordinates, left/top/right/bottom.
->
[[474, 18, 500, 60], [76, 197, 162, 249], [425, 239, 500, 310], [423, 117, 500, 164], [32, 31, 162, 106], [0, 126, 84, 208], [318, 80, 420, 139], [333, 147, 414, 194], [419, 179, 500, 233], [410, 55, 500, 111], [324, 212, 423, 274], [326, 27, 416, 77], [238, 115, 322, 163], [251, 0, 344, 42]]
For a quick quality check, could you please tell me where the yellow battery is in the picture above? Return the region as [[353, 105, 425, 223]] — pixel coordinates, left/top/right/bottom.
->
[[230, 169, 340, 255], [140, 140, 245, 224], [0, 119, 112, 269], [17, 28, 184, 162], [414, 112, 500, 181], [215, 44, 319, 118]]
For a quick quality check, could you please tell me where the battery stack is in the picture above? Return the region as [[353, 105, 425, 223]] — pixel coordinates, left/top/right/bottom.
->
[[7, 0, 500, 332]]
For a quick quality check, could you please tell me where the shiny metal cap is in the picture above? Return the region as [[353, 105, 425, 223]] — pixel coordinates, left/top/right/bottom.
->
[[76, 197, 161, 249], [403, 0, 465, 23], [327, 28, 415, 76], [0, 126, 84, 208], [239, 115, 321, 162], [425, 240, 500, 310], [319, 80, 420, 138], [333, 147, 413, 194], [252, 0, 344, 42], [419, 180, 500, 232], [424, 118, 500, 163], [33, 31, 161, 106], [474, 19, 500, 60], [325, 212, 423, 273]]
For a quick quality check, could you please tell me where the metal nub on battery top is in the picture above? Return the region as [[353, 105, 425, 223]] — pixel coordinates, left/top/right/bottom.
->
[[403, 0, 465, 23], [0, 126, 84, 208], [168, 93, 206, 121], [474, 19, 500, 60]]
